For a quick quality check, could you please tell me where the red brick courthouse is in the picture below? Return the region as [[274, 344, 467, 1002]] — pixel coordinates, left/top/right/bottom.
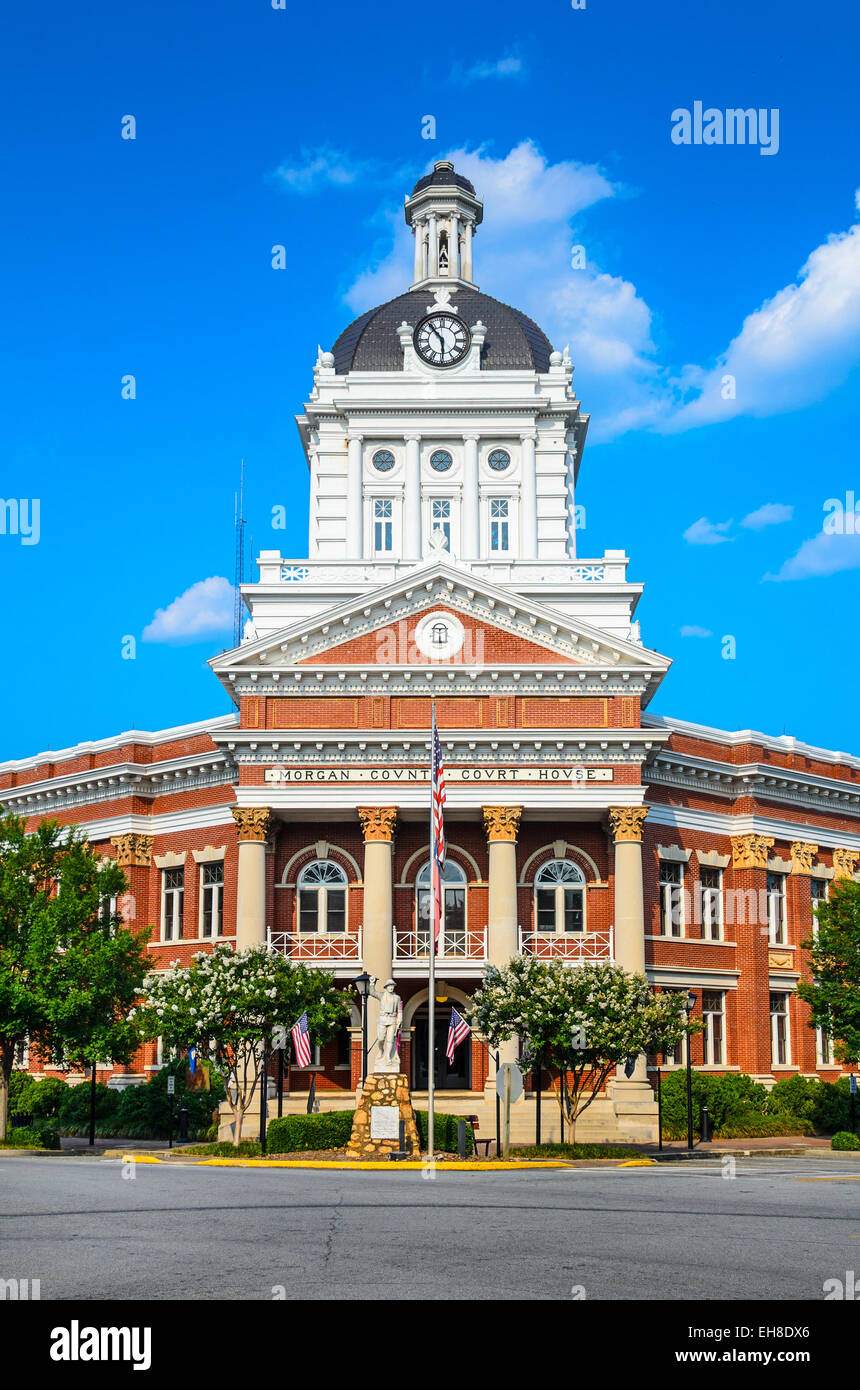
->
[[5, 164, 858, 1140]]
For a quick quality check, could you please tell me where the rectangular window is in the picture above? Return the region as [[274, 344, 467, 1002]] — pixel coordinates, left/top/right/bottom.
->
[[336, 1024, 351, 1068], [536, 887, 556, 932], [701, 990, 725, 1065], [161, 868, 184, 941], [770, 992, 790, 1066], [200, 862, 224, 938], [817, 1024, 833, 1067], [699, 867, 722, 941], [373, 498, 393, 553], [810, 877, 827, 936], [659, 861, 684, 937], [663, 989, 685, 1066], [490, 498, 509, 552], [431, 498, 451, 549], [299, 890, 319, 933], [767, 872, 787, 945]]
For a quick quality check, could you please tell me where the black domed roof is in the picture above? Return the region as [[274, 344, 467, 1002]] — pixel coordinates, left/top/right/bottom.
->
[[411, 165, 477, 197], [331, 288, 554, 374]]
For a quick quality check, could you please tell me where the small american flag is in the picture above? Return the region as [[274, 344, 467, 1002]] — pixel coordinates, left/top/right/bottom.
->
[[431, 708, 446, 951], [446, 1007, 471, 1064], [291, 1012, 312, 1069]]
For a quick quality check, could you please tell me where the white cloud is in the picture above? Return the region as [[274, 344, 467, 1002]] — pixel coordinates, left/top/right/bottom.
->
[[766, 530, 860, 581], [271, 147, 379, 194], [667, 195, 860, 431], [452, 55, 524, 83], [741, 502, 794, 529], [683, 517, 734, 546], [680, 625, 713, 638], [142, 577, 235, 644]]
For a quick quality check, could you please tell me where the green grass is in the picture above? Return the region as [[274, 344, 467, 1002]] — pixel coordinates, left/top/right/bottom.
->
[[512, 1142, 642, 1160], [182, 1140, 263, 1158]]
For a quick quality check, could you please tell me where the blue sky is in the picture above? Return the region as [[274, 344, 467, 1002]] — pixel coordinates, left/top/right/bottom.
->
[[2, 0, 859, 760]]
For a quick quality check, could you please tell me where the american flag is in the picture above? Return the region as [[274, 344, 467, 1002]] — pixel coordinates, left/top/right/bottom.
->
[[446, 1007, 471, 1063], [291, 1011, 312, 1069], [431, 708, 446, 951]]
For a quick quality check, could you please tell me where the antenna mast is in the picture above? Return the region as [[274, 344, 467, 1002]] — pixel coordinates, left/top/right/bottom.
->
[[233, 459, 246, 648]]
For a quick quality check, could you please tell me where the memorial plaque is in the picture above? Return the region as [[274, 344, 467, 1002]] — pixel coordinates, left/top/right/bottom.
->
[[370, 1105, 401, 1140]]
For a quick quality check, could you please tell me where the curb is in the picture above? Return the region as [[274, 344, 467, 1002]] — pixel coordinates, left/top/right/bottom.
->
[[113, 1153, 572, 1171]]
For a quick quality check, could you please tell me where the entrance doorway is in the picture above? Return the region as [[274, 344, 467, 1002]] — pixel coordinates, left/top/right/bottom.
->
[[411, 1003, 471, 1090]]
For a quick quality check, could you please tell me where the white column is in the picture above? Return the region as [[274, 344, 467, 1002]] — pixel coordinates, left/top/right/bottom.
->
[[428, 214, 438, 277], [347, 434, 363, 559], [463, 435, 480, 558], [358, 808, 397, 1060], [231, 808, 271, 950], [413, 220, 423, 282], [608, 807, 652, 1094], [521, 434, 537, 560], [449, 213, 460, 278], [463, 220, 474, 282], [421, 223, 429, 279], [404, 434, 421, 558], [483, 806, 522, 1073]]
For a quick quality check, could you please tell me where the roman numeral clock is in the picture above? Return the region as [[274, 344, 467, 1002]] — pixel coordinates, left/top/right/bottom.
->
[[413, 312, 470, 366]]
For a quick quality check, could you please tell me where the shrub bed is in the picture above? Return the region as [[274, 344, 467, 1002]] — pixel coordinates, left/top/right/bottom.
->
[[59, 1066, 224, 1140], [266, 1110, 354, 1153], [831, 1131, 860, 1151], [2, 1123, 61, 1150]]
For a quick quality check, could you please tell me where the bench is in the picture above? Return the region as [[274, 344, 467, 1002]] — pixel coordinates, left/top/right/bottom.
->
[[467, 1114, 493, 1157]]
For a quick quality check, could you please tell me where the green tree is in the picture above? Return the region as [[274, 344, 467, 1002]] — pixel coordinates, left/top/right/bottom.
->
[[797, 879, 860, 1063], [0, 813, 150, 1140], [469, 957, 691, 1143], [131, 944, 350, 1146]]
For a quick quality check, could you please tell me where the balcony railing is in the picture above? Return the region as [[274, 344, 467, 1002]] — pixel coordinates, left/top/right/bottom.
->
[[393, 925, 488, 964], [267, 926, 362, 964], [518, 926, 613, 962]]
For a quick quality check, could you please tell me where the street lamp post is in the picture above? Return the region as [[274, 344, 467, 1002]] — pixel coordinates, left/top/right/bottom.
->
[[353, 971, 372, 1086], [684, 990, 697, 1151]]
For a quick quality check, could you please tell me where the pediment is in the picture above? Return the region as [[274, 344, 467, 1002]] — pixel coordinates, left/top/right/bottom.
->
[[211, 560, 671, 677]]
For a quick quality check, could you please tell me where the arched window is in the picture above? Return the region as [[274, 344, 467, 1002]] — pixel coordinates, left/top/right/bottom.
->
[[534, 859, 585, 934], [431, 621, 449, 647], [297, 860, 347, 933], [416, 859, 467, 952]]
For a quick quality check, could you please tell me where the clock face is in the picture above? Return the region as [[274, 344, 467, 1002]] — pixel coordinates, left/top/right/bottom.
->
[[413, 313, 470, 367]]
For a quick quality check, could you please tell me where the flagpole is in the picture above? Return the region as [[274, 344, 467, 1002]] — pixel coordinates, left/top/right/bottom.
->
[[428, 701, 436, 1162]]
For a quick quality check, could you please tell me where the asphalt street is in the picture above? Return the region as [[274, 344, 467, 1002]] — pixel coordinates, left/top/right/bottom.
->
[[2, 1155, 860, 1301]]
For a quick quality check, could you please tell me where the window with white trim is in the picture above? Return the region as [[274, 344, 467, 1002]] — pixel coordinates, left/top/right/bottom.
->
[[298, 860, 347, 933], [416, 859, 466, 953], [816, 1022, 834, 1067], [659, 861, 684, 937], [534, 859, 585, 933], [161, 868, 184, 941], [701, 990, 725, 1065], [373, 498, 393, 553], [663, 989, 685, 1066], [770, 992, 790, 1066], [200, 862, 224, 938], [699, 867, 722, 941], [431, 498, 451, 549], [767, 872, 787, 945], [810, 877, 828, 936], [489, 498, 509, 552]]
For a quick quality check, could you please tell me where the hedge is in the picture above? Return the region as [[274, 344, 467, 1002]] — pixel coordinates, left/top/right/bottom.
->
[[266, 1110, 355, 1153], [263, 1108, 474, 1154], [831, 1131, 860, 1151], [4, 1123, 61, 1150], [657, 1069, 855, 1139]]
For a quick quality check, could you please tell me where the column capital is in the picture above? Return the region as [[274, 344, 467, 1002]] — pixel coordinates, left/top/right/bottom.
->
[[519, 432, 538, 445], [790, 840, 819, 874], [405, 433, 422, 444], [347, 432, 363, 444], [110, 832, 153, 868], [482, 805, 522, 843], [358, 807, 398, 843], [608, 806, 649, 843], [231, 806, 272, 843], [462, 433, 480, 444], [730, 833, 774, 870], [833, 847, 859, 880]]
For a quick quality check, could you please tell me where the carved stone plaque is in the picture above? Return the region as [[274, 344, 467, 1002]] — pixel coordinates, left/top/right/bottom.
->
[[370, 1105, 401, 1141]]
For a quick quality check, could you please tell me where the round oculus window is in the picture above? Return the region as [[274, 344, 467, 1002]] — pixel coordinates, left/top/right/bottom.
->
[[372, 449, 396, 472], [430, 450, 453, 472], [488, 449, 511, 472]]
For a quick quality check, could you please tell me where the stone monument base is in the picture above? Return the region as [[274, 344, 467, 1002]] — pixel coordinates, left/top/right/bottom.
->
[[347, 1072, 421, 1159]]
